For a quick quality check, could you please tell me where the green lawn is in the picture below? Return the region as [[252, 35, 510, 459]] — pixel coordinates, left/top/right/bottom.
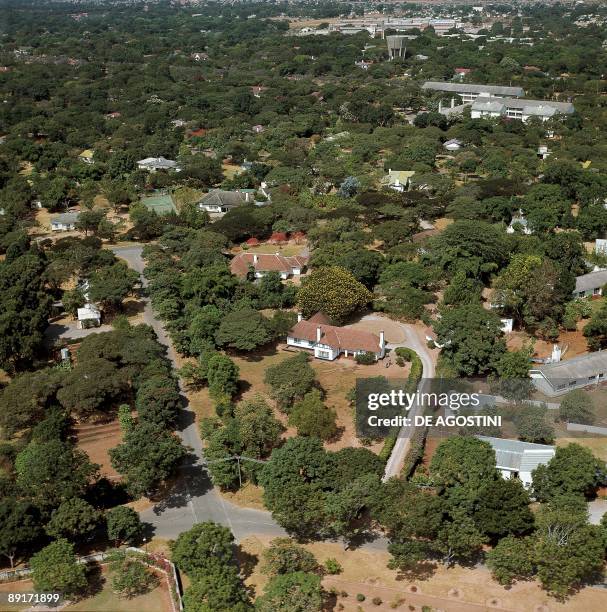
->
[[0, 571, 170, 612]]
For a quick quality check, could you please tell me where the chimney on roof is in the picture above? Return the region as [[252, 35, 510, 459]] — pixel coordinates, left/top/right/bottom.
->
[[253, 254, 258, 264], [316, 326, 322, 344], [297, 313, 303, 322], [379, 330, 385, 349], [275, 252, 280, 256]]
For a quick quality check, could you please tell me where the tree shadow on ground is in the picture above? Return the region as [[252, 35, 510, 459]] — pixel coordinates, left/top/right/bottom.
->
[[235, 544, 259, 579]]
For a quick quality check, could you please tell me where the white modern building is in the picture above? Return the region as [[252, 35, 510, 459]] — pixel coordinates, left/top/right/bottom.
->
[[77, 303, 101, 329], [470, 97, 574, 122]]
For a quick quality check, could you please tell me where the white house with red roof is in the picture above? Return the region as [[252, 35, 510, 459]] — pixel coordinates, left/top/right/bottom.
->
[[287, 313, 386, 361], [230, 252, 309, 280]]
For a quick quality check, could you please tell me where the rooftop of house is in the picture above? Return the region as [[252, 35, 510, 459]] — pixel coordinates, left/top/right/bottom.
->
[[575, 269, 607, 293], [77, 303, 101, 320], [198, 190, 248, 210], [472, 96, 574, 115], [79, 149, 94, 159], [230, 252, 309, 277], [51, 212, 80, 224], [534, 350, 607, 382], [443, 138, 462, 147], [422, 81, 524, 97], [477, 436, 555, 472], [383, 170, 415, 184], [289, 314, 383, 354], [137, 156, 178, 168]]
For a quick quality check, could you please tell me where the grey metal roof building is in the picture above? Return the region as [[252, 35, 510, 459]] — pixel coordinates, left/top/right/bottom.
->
[[422, 81, 524, 98], [197, 190, 249, 214], [574, 269, 607, 297], [530, 350, 607, 396], [477, 436, 555, 486]]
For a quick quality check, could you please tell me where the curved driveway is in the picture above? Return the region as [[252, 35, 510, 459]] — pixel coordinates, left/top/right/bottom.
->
[[355, 314, 438, 480]]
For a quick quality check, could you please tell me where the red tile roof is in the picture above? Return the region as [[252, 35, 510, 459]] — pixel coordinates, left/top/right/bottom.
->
[[289, 317, 382, 354], [230, 252, 309, 277], [245, 237, 260, 246]]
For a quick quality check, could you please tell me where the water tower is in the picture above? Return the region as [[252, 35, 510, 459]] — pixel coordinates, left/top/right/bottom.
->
[[386, 35, 407, 60]]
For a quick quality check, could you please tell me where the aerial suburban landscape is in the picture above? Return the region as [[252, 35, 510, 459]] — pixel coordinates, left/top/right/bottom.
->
[[2, 0, 607, 610]]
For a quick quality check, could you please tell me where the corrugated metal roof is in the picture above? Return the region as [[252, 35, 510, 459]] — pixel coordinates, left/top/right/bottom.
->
[[575, 269, 607, 293], [422, 81, 524, 96], [536, 350, 607, 381], [477, 436, 555, 473]]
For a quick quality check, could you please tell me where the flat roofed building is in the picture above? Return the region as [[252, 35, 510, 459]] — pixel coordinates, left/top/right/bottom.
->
[[530, 350, 607, 396], [422, 81, 524, 102], [477, 436, 555, 488]]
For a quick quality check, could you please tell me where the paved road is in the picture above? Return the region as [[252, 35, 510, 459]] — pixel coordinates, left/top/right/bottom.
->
[[111, 246, 286, 541], [356, 315, 438, 480]]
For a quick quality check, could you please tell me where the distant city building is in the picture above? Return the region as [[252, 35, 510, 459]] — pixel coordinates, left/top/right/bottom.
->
[[386, 35, 407, 60]]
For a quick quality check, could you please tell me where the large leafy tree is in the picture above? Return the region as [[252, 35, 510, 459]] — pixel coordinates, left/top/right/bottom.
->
[[30, 540, 88, 597], [261, 538, 318, 576], [486, 535, 536, 586], [259, 437, 335, 538], [109, 421, 186, 497], [473, 478, 534, 538], [15, 440, 99, 509], [288, 389, 337, 441], [430, 436, 498, 490], [0, 249, 52, 371], [297, 266, 372, 322], [45, 498, 101, 542], [170, 522, 235, 576], [433, 304, 506, 375], [88, 261, 139, 311], [182, 565, 251, 612], [424, 220, 509, 280], [264, 352, 315, 410], [532, 443, 606, 501], [106, 506, 143, 546], [214, 308, 271, 351], [0, 498, 42, 567]]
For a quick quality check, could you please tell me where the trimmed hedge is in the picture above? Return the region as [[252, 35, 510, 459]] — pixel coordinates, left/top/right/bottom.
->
[[379, 347, 424, 464]]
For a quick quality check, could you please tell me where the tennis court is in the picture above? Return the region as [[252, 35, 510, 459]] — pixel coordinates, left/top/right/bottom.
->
[[141, 193, 177, 215]]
